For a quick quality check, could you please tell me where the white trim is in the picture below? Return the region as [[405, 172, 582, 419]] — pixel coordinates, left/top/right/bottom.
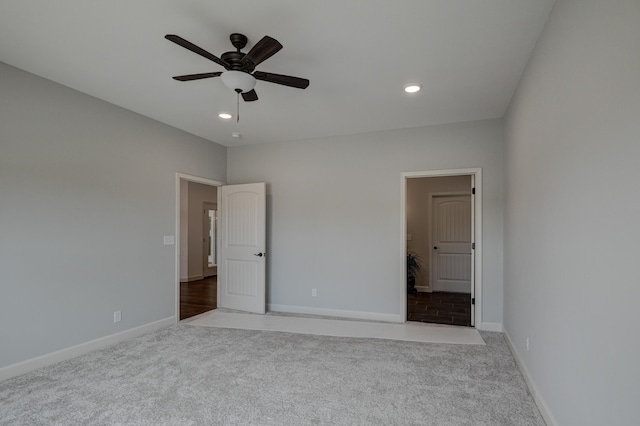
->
[[0, 316, 175, 382], [414, 285, 429, 292], [504, 329, 559, 426], [268, 304, 403, 323], [175, 173, 225, 321], [479, 322, 503, 332], [401, 168, 483, 328], [470, 173, 476, 326], [180, 274, 204, 283]]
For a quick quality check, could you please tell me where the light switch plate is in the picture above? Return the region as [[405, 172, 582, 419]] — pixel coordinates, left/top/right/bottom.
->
[[163, 236, 175, 245]]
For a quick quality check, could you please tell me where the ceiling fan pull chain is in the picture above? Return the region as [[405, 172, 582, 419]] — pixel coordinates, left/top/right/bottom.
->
[[237, 92, 240, 124]]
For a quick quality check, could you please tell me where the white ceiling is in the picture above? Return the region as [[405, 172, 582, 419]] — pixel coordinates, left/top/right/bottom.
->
[[0, 0, 554, 146]]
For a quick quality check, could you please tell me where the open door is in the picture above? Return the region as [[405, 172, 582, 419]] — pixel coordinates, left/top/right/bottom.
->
[[218, 183, 266, 314]]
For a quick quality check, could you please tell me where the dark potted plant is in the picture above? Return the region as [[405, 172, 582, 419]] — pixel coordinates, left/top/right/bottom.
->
[[407, 252, 421, 295]]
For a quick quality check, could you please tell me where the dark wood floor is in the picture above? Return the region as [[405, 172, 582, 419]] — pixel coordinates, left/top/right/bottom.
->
[[407, 291, 472, 327], [180, 276, 217, 320]]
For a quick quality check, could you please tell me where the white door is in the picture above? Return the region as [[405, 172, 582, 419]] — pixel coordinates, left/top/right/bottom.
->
[[431, 195, 472, 293], [218, 183, 266, 314]]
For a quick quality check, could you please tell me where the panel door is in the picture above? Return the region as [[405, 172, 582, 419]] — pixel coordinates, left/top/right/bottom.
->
[[431, 195, 472, 293], [218, 183, 266, 314]]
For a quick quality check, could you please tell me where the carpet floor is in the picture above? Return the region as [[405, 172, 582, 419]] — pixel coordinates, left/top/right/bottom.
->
[[0, 325, 544, 425]]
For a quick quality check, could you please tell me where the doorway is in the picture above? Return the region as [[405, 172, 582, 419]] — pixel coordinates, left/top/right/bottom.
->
[[177, 176, 223, 320], [401, 169, 482, 328]]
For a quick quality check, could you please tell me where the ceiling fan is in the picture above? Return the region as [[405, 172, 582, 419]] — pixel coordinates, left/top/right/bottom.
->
[[165, 32, 309, 102]]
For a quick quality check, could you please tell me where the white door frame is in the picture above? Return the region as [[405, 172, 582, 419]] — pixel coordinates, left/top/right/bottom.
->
[[175, 173, 225, 322], [401, 168, 482, 328]]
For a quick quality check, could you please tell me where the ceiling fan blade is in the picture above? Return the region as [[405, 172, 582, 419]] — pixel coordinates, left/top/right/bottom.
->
[[165, 34, 228, 69], [253, 71, 309, 89], [241, 89, 259, 102], [240, 36, 282, 67], [172, 72, 222, 81]]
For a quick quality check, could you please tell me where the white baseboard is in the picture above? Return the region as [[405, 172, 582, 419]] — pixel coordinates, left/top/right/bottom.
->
[[415, 285, 430, 292], [181, 275, 204, 283], [268, 304, 403, 323], [479, 322, 503, 332], [0, 316, 176, 382], [504, 328, 558, 426]]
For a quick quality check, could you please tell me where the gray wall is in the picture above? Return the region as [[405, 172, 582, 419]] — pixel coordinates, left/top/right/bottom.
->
[[503, 0, 640, 424], [228, 119, 504, 324], [0, 63, 226, 368]]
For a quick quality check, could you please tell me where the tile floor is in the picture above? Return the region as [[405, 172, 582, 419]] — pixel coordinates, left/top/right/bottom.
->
[[407, 291, 472, 327]]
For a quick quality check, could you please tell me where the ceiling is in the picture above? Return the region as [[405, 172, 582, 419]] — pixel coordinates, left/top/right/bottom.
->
[[0, 0, 555, 146]]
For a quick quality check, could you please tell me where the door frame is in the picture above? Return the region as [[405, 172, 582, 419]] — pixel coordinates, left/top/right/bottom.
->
[[175, 173, 225, 322], [401, 168, 482, 328]]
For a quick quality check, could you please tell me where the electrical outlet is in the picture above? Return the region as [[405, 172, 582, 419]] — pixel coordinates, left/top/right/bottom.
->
[[526, 337, 530, 351], [114, 310, 122, 323], [312, 288, 317, 297]]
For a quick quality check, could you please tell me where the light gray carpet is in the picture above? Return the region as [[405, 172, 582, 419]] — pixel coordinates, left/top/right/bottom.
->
[[0, 325, 544, 425]]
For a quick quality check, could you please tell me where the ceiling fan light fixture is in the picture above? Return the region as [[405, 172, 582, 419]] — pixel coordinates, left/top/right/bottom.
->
[[221, 70, 256, 93], [404, 84, 422, 93], [218, 113, 232, 119]]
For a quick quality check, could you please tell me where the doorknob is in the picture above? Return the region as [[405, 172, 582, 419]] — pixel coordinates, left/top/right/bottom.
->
[[254, 252, 265, 257], [434, 246, 438, 250]]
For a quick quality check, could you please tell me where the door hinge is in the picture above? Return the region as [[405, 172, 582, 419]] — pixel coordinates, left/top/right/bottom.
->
[[472, 187, 476, 195], [472, 298, 475, 305], [472, 242, 475, 250]]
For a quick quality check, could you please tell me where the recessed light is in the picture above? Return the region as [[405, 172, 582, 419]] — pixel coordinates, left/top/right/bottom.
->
[[404, 84, 422, 93], [218, 113, 232, 119], [232, 132, 241, 138]]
